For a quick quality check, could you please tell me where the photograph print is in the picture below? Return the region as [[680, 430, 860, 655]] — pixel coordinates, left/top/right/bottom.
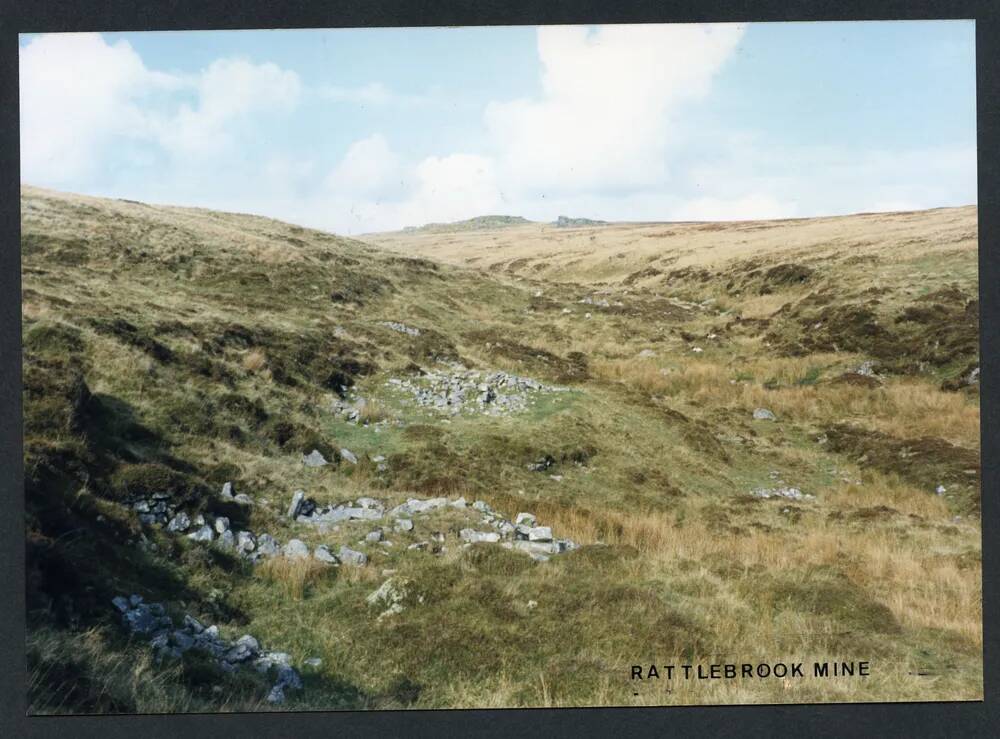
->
[[20, 20, 981, 713]]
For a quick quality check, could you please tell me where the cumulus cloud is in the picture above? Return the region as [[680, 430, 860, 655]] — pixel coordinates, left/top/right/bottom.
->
[[326, 134, 401, 198], [306, 23, 748, 232], [19, 33, 177, 182], [405, 154, 502, 220], [314, 148, 502, 234], [19, 33, 302, 184], [484, 24, 744, 195], [154, 57, 300, 159]]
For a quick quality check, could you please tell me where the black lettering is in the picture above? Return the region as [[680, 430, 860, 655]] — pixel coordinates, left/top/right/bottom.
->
[[756, 663, 771, 678], [859, 662, 870, 677], [665, 665, 675, 679], [647, 665, 659, 680], [682, 665, 692, 679], [840, 662, 854, 677], [724, 664, 736, 678], [791, 663, 803, 677], [774, 663, 787, 678], [742, 664, 753, 678], [710, 664, 721, 679], [814, 662, 829, 677], [631, 666, 643, 680]]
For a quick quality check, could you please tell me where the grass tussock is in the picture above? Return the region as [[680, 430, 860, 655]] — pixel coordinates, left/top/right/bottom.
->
[[242, 349, 268, 373], [257, 556, 331, 599], [358, 399, 391, 425]]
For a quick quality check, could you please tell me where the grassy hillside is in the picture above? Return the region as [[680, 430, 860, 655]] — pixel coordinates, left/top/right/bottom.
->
[[23, 186, 981, 712], [366, 206, 977, 287]]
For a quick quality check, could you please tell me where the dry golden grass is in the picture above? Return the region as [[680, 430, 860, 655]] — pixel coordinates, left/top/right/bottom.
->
[[823, 472, 950, 518], [862, 547, 981, 645], [358, 399, 390, 425], [591, 354, 979, 448], [242, 349, 268, 373], [738, 292, 798, 319], [509, 486, 981, 656], [257, 556, 331, 599], [365, 206, 977, 287], [336, 560, 384, 585], [877, 381, 980, 445]]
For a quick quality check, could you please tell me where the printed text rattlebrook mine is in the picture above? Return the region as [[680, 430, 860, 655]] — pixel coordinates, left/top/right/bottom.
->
[[631, 661, 871, 681]]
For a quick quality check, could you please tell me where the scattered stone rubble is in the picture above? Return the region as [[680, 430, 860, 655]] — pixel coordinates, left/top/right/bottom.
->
[[302, 449, 328, 467], [466, 499, 577, 562], [330, 393, 365, 423], [385, 366, 569, 416], [942, 364, 980, 391], [527, 455, 555, 472], [366, 577, 421, 622], [133, 479, 257, 527], [111, 594, 303, 705], [379, 321, 421, 337], [328, 389, 398, 431], [175, 510, 286, 564], [141, 477, 579, 586], [129, 493, 178, 527], [122, 482, 583, 696], [294, 492, 576, 563], [579, 295, 612, 308], [855, 360, 879, 378], [750, 486, 815, 501], [752, 407, 777, 421], [220, 481, 254, 506]]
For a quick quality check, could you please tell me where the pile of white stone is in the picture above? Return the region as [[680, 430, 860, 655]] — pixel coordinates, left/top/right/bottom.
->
[[750, 486, 815, 501], [111, 593, 304, 704], [169, 510, 282, 563], [160, 484, 579, 572], [385, 367, 568, 416], [164, 496, 369, 569], [130, 493, 178, 527], [131, 482, 252, 528], [290, 492, 577, 563], [855, 360, 879, 377], [301, 448, 366, 467], [366, 578, 421, 622], [379, 321, 421, 337], [579, 294, 623, 308], [278, 536, 368, 567], [463, 500, 577, 562]]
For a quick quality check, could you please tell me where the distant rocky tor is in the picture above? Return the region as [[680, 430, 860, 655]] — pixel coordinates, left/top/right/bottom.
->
[[389, 213, 611, 234], [553, 215, 608, 227], [401, 215, 532, 233]]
